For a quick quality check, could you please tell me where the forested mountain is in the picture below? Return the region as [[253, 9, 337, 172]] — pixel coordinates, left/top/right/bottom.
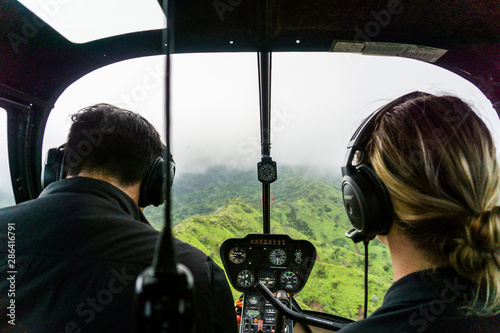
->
[[144, 166, 394, 320]]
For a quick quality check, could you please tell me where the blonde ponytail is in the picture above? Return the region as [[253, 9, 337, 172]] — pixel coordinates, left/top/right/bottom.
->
[[447, 208, 500, 315]]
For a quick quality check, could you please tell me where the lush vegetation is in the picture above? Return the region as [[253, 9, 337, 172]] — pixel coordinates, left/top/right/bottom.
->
[[0, 167, 393, 320], [0, 167, 393, 319], [144, 166, 394, 320]]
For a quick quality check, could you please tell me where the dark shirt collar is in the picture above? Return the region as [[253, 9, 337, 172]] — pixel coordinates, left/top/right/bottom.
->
[[382, 267, 473, 308], [39, 177, 147, 223]]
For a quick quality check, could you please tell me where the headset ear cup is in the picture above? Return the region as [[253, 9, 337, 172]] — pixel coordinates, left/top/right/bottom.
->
[[139, 156, 164, 207], [357, 163, 393, 235], [138, 152, 176, 207], [42, 146, 66, 189], [342, 163, 393, 241]]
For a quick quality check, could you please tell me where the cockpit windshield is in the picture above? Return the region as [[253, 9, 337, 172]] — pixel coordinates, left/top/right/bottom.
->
[[36, 51, 500, 320]]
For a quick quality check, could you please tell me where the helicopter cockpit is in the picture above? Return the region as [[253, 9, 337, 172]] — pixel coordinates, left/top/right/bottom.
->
[[0, 1, 499, 332]]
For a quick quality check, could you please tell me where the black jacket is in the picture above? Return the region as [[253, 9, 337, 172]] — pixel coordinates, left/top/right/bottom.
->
[[0, 177, 237, 333], [337, 268, 500, 333]]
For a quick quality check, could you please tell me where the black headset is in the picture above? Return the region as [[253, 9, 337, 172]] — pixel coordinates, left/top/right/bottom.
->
[[341, 91, 430, 243], [42, 145, 175, 207]]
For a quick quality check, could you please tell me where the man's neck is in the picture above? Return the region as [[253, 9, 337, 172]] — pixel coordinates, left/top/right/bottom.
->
[[67, 172, 141, 206]]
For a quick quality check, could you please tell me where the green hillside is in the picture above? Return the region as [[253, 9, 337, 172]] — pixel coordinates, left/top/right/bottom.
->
[[144, 166, 394, 320]]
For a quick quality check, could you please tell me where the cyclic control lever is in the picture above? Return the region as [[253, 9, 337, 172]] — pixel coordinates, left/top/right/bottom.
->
[[275, 290, 290, 333]]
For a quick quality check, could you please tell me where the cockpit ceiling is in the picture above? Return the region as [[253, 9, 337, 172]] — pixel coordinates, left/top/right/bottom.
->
[[174, 0, 500, 51], [0, 0, 499, 108]]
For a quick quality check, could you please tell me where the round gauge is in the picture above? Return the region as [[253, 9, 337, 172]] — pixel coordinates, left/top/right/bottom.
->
[[259, 164, 276, 181], [229, 247, 246, 264], [237, 270, 255, 288], [269, 248, 287, 266], [258, 270, 277, 288], [280, 271, 298, 290]]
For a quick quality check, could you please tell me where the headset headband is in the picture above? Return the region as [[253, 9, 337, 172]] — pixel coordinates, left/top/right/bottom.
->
[[342, 91, 431, 177]]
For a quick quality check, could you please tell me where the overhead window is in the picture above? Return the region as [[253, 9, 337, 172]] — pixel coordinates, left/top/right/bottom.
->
[[16, 0, 166, 43]]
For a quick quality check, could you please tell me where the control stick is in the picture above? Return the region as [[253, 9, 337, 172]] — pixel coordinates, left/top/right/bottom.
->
[[274, 290, 289, 332]]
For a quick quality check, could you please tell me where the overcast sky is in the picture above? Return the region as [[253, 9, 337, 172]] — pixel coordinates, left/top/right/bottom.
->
[[44, 52, 500, 168], [1, 52, 500, 198]]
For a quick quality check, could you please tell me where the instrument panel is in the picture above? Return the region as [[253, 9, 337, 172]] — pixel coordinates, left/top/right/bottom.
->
[[220, 234, 316, 294]]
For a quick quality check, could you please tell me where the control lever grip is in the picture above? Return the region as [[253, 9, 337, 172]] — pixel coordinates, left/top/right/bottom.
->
[[254, 282, 348, 331], [275, 290, 289, 332]]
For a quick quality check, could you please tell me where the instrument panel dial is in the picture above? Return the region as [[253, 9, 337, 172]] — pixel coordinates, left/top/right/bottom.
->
[[269, 248, 287, 266], [258, 270, 277, 288], [259, 164, 276, 181], [237, 270, 255, 288], [229, 247, 246, 264], [280, 271, 298, 290]]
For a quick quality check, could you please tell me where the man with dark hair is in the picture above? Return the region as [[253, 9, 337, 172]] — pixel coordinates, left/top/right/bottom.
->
[[0, 104, 238, 333], [65, 104, 164, 185]]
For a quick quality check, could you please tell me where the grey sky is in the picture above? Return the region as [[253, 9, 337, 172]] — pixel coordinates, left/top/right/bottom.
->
[[43, 52, 500, 171], [1, 52, 499, 197]]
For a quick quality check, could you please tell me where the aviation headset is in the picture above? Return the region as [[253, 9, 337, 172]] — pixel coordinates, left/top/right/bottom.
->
[[42, 145, 175, 207], [341, 91, 430, 243]]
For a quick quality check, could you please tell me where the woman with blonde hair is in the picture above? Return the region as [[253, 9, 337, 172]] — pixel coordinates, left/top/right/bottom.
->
[[339, 91, 500, 332]]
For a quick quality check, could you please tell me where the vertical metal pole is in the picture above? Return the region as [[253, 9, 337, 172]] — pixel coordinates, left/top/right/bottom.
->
[[259, 51, 271, 157], [262, 183, 271, 234], [257, 0, 273, 234], [258, 51, 272, 234]]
